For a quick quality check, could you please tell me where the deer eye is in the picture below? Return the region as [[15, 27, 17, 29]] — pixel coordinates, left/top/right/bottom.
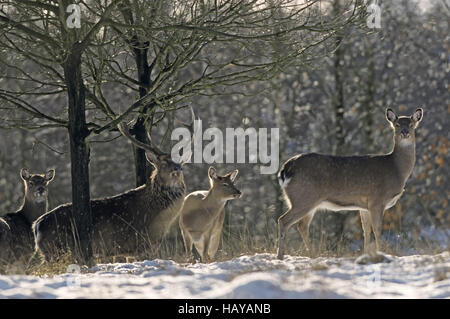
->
[[395, 123, 400, 128]]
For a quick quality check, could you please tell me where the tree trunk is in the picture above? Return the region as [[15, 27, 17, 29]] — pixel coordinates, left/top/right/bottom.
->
[[133, 118, 150, 187], [132, 41, 152, 187], [63, 44, 93, 265]]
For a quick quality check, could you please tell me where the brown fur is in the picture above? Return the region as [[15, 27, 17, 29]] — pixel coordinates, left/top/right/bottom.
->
[[179, 167, 241, 262], [276, 108, 423, 259], [0, 169, 54, 267], [33, 121, 189, 262]]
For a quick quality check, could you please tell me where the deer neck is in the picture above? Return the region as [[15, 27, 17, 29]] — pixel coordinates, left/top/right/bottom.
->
[[21, 197, 47, 224], [205, 188, 228, 208], [150, 171, 186, 198], [391, 137, 416, 182]]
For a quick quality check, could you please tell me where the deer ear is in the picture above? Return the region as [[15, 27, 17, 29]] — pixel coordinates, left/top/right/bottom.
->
[[45, 169, 55, 182], [411, 108, 423, 125], [208, 166, 217, 179], [386, 108, 397, 123], [229, 169, 239, 182], [21, 168, 30, 181]]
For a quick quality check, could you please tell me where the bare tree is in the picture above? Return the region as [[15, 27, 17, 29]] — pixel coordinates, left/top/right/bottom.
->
[[85, 0, 367, 184], [0, 0, 366, 263], [0, 0, 120, 263]]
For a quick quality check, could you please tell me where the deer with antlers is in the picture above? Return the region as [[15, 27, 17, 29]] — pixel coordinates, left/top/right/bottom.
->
[[33, 109, 196, 262]]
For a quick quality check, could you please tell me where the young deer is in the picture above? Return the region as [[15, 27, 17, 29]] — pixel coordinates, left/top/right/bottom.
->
[[0, 169, 54, 266], [33, 112, 195, 262], [179, 167, 241, 262], [277, 108, 423, 259]]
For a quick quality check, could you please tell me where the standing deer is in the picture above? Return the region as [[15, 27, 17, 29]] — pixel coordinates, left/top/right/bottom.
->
[[33, 111, 196, 262], [179, 166, 241, 262], [276, 108, 423, 259], [0, 169, 54, 267]]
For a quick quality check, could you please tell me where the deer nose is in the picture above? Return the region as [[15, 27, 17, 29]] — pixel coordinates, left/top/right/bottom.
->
[[401, 129, 410, 138], [171, 166, 182, 177]]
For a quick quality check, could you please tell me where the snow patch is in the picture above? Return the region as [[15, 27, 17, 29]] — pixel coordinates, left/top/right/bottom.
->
[[0, 252, 449, 298]]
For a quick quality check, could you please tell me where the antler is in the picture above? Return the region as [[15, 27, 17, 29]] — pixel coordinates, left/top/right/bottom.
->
[[118, 106, 198, 161], [145, 128, 166, 156], [118, 121, 166, 156], [175, 106, 196, 134]]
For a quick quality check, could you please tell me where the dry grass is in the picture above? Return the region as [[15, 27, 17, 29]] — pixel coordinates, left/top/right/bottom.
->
[[29, 252, 78, 276], [153, 215, 448, 265], [1, 215, 447, 276]]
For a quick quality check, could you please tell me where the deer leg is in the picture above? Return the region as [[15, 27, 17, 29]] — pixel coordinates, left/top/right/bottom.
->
[[202, 234, 211, 263], [369, 206, 384, 252], [277, 201, 318, 260], [208, 210, 225, 260], [297, 212, 314, 253], [360, 210, 372, 253], [181, 228, 193, 259], [194, 237, 208, 263]]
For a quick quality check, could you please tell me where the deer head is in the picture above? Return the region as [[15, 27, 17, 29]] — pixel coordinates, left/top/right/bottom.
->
[[386, 108, 423, 147], [118, 107, 196, 187], [20, 168, 55, 203], [208, 166, 242, 200]]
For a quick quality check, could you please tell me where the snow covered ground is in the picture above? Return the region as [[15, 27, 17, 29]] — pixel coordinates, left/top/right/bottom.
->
[[0, 252, 449, 299]]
